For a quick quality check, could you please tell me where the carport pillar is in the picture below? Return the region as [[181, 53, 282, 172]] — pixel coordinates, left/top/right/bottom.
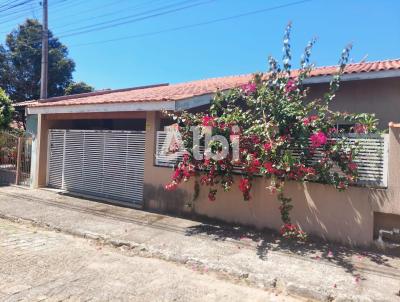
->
[[143, 111, 161, 203], [144, 111, 160, 166], [32, 114, 50, 188]]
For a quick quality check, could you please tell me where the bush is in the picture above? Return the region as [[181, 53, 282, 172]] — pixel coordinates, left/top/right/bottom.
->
[[0, 88, 13, 130]]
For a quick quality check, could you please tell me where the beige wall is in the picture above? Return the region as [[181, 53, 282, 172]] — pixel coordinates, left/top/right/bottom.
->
[[307, 77, 400, 130], [142, 112, 400, 247]]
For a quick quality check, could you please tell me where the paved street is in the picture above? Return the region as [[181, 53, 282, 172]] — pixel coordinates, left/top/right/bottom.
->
[[0, 219, 300, 302], [0, 186, 399, 301]]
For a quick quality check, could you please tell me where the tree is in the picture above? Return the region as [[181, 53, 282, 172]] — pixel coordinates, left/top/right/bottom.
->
[[4, 19, 75, 101], [0, 45, 10, 92], [0, 88, 14, 130], [65, 81, 94, 95]]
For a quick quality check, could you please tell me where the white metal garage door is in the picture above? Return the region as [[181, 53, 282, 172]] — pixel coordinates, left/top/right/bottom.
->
[[47, 129, 146, 205]]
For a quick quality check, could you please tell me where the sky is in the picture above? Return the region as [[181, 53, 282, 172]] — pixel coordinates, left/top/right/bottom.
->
[[1, 0, 399, 90]]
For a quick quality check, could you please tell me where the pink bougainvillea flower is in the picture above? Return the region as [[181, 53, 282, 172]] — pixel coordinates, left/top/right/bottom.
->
[[303, 115, 318, 126], [328, 127, 338, 134], [337, 181, 346, 190], [303, 118, 310, 126], [327, 250, 334, 258], [285, 79, 297, 93], [263, 142, 273, 151], [354, 123, 368, 134], [241, 83, 257, 95], [263, 162, 276, 174], [250, 135, 261, 145], [310, 131, 327, 148], [348, 162, 357, 171], [245, 156, 261, 174], [239, 178, 251, 192], [202, 115, 216, 127], [164, 181, 178, 191], [239, 178, 252, 200], [208, 189, 217, 201]]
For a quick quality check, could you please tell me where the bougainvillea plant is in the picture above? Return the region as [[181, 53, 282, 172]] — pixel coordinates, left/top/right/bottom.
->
[[164, 23, 379, 240]]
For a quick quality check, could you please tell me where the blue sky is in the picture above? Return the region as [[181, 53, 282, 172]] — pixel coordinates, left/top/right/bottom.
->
[[1, 0, 399, 89]]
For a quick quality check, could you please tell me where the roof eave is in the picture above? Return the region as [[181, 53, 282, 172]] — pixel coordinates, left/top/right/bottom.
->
[[304, 69, 400, 84], [26, 94, 214, 115]]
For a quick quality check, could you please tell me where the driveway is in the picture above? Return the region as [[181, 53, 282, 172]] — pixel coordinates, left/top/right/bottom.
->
[[0, 219, 299, 302]]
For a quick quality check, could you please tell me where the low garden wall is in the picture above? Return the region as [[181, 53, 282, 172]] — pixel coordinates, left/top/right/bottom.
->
[[143, 112, 400, 246]]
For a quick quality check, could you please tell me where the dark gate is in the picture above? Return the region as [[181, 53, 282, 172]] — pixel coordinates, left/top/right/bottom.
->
[[0, 132, 32, 186]]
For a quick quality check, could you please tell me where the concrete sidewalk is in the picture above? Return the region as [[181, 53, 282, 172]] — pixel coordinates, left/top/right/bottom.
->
[[0, 186, 399, 302]]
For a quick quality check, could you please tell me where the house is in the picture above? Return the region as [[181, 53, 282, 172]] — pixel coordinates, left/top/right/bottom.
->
[[24, 59, 400, 246]]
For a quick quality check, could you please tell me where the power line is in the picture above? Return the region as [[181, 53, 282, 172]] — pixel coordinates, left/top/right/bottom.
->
[[51, 0, 170, 30], [0, 3, 39, 23], [49, 0, 132, 21], [0, 0, 33, 13], [68, 0, 312, 47], [49, 0, 95, 14], [0, 0, 24, 10], [0, 0, 78, 34], [2, 0, 213, 43], [1, 0, 311, 50], [57, 0, 211, 36]]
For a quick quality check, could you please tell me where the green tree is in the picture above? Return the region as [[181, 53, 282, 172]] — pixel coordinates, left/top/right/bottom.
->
[[0, 88, 14, 130], [5, 19, 75, 101], [0, 45, 10, 92], [65, 81, 94, 95]]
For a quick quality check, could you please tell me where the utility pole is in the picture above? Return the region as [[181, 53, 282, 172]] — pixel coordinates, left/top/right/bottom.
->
[[40, 0, 48, 100]]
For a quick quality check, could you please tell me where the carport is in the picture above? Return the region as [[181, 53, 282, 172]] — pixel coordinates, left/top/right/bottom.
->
[[34, 111, 148, 206], [24, 82, 220, 207]]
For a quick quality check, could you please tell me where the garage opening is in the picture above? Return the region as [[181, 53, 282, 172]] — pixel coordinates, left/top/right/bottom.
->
[[47, 129, 145, 206]]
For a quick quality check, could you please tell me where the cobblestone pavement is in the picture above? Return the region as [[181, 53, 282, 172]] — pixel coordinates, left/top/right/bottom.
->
[[0, 219, 302, 302]]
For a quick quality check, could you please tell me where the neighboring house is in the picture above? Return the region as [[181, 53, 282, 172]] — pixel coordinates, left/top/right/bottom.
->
[[24, 59, 400, 246]]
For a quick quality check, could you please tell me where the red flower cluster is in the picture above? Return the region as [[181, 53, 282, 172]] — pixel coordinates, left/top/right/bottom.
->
[[164, 155, 195, 191], [280, 223, 307, 240], [285, 79, 297, 93], [241, 83, 257, 95], [250, 135, 261, 145], [246, 156, 261, 174], [239, 178, 251, 200], [200, 166, 216, 186], [302, 115, 318, 126], [288, 164, 316, 180], [354, 123, 367, 134], [208, 189, 217, 201], [202, 115, 216, 127], [263, 142, 273, 152], [347, 162, 357, 171], [164, 181, 178, 191], [263, 162, 277, 174], [310, 131, 327, 148]]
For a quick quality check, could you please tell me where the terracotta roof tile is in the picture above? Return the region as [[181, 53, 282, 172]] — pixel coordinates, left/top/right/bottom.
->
[[30, 59, 400, 108]]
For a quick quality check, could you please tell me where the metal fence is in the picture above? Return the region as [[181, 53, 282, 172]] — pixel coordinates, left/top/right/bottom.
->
[[0, 131, 32, 186], [155, 131, 389, 188]]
